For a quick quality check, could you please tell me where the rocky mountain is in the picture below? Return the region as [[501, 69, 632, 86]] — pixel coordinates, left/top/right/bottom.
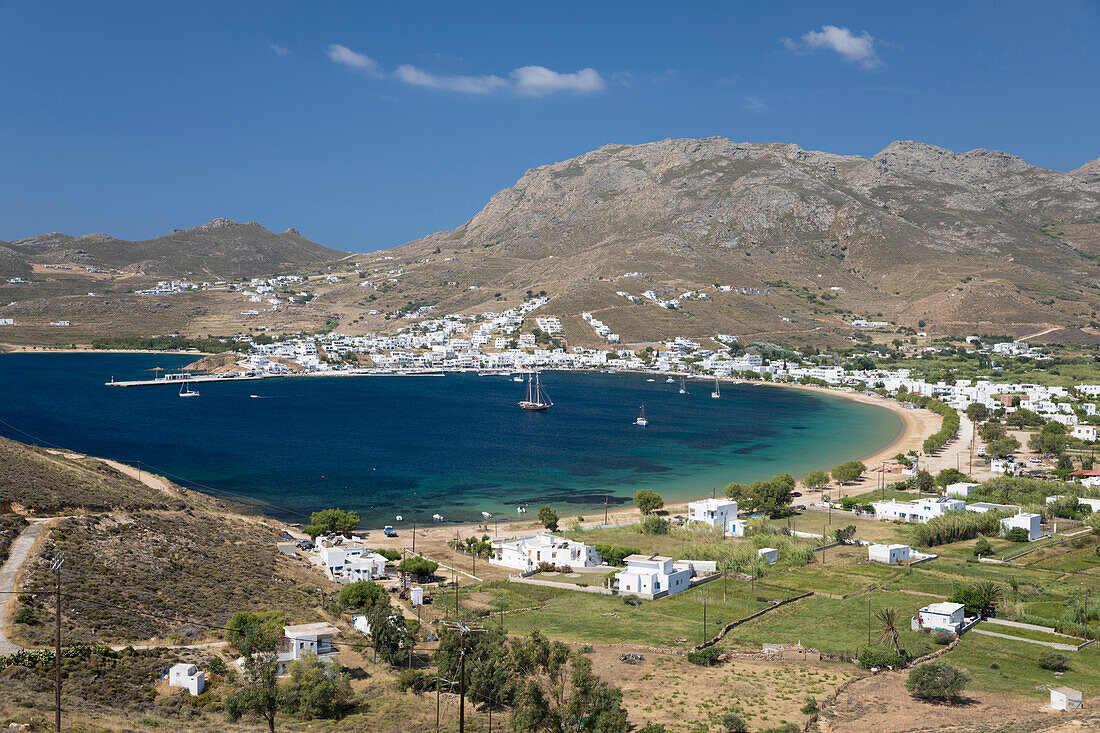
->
[[366, 138, 1100, 344], [2, 218, 346, 279]]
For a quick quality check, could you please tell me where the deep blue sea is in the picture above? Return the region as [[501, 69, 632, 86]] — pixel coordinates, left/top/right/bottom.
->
[[0, 353, 902, 527]]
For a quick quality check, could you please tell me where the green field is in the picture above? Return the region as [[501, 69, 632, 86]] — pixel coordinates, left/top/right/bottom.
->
[[975, 621, 1082, 645], [944, 635, 1100, 696], [718, 590, 939, 658]]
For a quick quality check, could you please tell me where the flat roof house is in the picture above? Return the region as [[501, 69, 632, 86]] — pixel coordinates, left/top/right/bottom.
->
[[945, 482, 980, 498], [871, 497, 965, 523], [687, 498, 740, 536], [868, 544, 911, 565], [1050, 686, 1083, 710], [277, 622, 340, 676], [615, 554, 691, 599], [1001, 512, 1042, 541], [168, 663, 205, 696], [490, 533, 601, 572], [913, 602, 966, 633]]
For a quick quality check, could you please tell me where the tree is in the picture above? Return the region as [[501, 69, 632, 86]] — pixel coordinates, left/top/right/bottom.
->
[[1007, 408, 1043, 429], [979, 421, 1007, 443], [965, 403, 989, 423], [338, 580, 388, 611], [538, 505, 559, 531], [1029, 421, 1068, 456], [973, 537, 992, 557], [876, 607, 901, 654], [803, 470, 830, 491], [397, 556, 439, 580], [832, 461, 866, 484], [914, 469, 935, 493], [834, 525, 856, 544], [721, 713, 749, 733], [435, 627, 515, 708], [1005, 527, 1030, 542], [633, 489, 664, 515], [281, 652, 354, 720], [304, 508, 360, 538], [640, 514, 670, 535], [724, 482, 750, 502], [225, 614, 283, 733], [226, 611, 286, 654], [906, 661, 969, 701], [369, 606, 413, 666], [936, 468, 968, 490], [987, 435, 1021, 459]]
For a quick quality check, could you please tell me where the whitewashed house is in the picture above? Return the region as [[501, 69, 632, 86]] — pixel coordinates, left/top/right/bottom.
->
[[945, 482, 980, 498], [868, 544, 911, 565], [168, 663, 205, 696], [1071, 425, 1097, 442], [1001, 512, 1042, 541], [490, 534, 601, 572], [1050, 686, 1083, 711], [871, 497, 965, 523], [316, 542, 388, 583], [757, 547, 778, 565], [686, 498, 740, 535], [277, 622, 340, 676], [615, 554, 691, 599], [913, 602, 966, 633]]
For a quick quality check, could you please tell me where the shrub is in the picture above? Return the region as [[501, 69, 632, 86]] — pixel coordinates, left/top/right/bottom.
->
[[207, 656, 228, 676], [858, 646, 910, 670], [13, 607, 39, 626], [376, 548, 401, 562], [591, 544, 640, 566], [906, 661, 969, 701], [721, 713, 748, 733], [686, 646, 722, 666], [1005, 527, 1030, 542], [1037, 651, 1069, 672], [912, 509, 1008, 547], [932, 632, 954, 646], [638, 725, 673, 733], [640, 515, 670, 535], [538, 505, 559, 531], [623, 596, 641, 608], [338, 580, 388, 611], [973, 537, 992, 557], [800, 696, 819, 714], [398, 556, 439, 579], [397, 668, 434, 692]]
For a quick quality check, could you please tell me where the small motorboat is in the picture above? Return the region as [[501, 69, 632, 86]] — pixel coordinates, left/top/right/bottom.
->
[[432, 513, 444, 522], [517, 506, 527, 514], [395, 515, 403, 522], [481, 511, 492, 519]]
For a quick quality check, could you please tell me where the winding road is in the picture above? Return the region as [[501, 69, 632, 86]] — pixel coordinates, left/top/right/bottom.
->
[[0, 521, 44, 655]]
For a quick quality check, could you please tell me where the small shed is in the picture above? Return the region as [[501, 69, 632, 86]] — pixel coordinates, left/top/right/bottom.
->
[[411, 587, 424, 606], [1050, 686, 1082, 710], [868, 544, 911, 565], [757, 548, 778, 565]]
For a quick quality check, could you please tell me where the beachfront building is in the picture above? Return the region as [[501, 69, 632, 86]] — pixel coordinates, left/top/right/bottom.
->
[[615, 554, 691, 599], [276, 623, 340, 676], [686, 498, 740, 536], [945, 482, 980, 498], [1001, 512, 1042, 541], [870, 497, 965, 523], [316, 541, 388, 583], [490, 533, 601, 572], [912, 602, 967, 633], [868, 544, 911, 565]]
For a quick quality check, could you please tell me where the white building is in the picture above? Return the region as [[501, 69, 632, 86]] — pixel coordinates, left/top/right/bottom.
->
[[686, 498, 740, 535], [914, 602, 966, 633], [1001, 512, 1042, 541], [168, 663, 205, 696], [757, 547, 778, 565], [1050, 686, 1083, 711], [1071, 425, 1098, 442], [615, 554, 691, 599], [945, 482, 980, 498], [868, 544, 911, 565], [871, 497, 966, 523], [490, 534, 601, 572], [277, 622, 340, 676], [316, 542, 388, 583]]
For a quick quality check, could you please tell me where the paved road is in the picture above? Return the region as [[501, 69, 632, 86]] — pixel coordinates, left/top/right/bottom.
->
[[0, 522, 44, 655]]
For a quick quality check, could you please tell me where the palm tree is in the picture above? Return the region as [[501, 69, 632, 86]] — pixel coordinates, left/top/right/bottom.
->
[[876, 607, 901, 654], [972, 580, 1005, 617]]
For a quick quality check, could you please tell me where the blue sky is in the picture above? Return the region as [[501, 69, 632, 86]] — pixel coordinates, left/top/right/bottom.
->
[[2, 1, 1097, 252]]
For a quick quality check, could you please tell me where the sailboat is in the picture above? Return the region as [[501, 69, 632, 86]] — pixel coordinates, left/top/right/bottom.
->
[[679, 376, 688, 395], [635, 403, 648, 427], [519, 372, 553, 411], [179, 383, 199, 398], [711, 376, 721, 399]]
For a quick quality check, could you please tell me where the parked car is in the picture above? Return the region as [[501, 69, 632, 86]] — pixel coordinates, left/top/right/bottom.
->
[[791, 491, 802, 497], [1029, 457, 1041, 464], [384, 525, 398, 537]]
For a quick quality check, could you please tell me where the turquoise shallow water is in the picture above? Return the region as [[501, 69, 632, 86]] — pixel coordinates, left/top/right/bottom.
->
[[0, 353, 901, 527]]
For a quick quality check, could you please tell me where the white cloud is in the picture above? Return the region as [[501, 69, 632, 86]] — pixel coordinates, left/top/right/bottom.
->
[[327, 45, 605, 97], [782, 25, 883, 69], [510, 66, 605, 96], [394, 65, 509, 95], [269, 43, 289, 56], [742, 96, 767, 112], [326, 44, 383, 77]]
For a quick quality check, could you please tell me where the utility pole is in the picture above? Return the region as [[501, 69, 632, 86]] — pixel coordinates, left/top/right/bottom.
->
[[436, 666, 441, 733], [868, 595, 872, 647], [702, 597, 707, 643], [52, 555, 65, 733], [604, 496, 608, 526], [440, 621, 485, 733], [412, 520, 416, 554], [822, 526, 827, 564]]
